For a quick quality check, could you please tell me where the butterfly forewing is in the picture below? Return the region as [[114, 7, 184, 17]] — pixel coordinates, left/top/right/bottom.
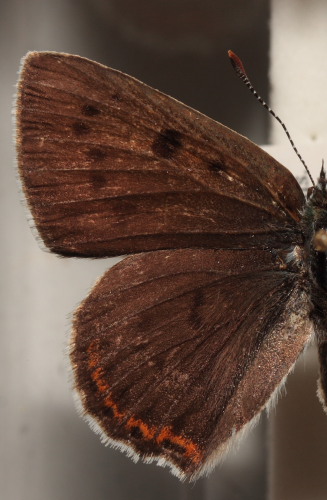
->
[[17, 52, 305, 257]]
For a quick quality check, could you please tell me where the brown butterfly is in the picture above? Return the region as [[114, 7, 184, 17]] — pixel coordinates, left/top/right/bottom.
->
[[16, 51, 327, 481]]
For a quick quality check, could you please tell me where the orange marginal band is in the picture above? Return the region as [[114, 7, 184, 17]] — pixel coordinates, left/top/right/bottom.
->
[[85, 341, 202, 464]]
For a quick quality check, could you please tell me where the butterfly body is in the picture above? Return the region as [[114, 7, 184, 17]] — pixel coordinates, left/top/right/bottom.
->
[[16, 51, 327, 480]]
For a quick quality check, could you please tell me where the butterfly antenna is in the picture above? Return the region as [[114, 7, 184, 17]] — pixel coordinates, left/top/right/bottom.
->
[[228, 50, 315, 186]]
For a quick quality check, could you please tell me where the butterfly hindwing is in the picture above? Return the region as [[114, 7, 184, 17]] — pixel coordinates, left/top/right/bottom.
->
[[17, 51, 305, 257], [71, 248, 314, 479]]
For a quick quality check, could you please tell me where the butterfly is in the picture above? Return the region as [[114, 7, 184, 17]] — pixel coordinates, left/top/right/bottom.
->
[[16, 50, 327, 481]]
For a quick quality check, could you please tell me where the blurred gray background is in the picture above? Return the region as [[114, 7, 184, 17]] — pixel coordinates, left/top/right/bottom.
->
[[2, 1, 270, 499]]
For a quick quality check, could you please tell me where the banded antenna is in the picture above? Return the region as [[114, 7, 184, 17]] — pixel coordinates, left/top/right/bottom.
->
[[228, 50, 315, 187]]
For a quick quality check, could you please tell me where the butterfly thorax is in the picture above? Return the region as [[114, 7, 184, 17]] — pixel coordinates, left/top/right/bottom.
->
[[303, 167, 327, 292]]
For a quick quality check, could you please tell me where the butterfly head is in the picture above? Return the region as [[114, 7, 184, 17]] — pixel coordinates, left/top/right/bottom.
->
[[305, 163, 327, 253]]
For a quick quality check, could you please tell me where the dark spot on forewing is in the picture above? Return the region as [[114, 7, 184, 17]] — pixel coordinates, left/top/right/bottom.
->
[[208, 159, 226, 172], [82, 104, 101, 116], [73, 121, 90, 135], [152, 129, 182, 159], [112, 93, 122, 101], [87, 147, 108, 161], [89, 171, 107, 188]]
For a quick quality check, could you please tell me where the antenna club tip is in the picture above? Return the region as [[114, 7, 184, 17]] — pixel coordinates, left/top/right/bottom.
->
[[228, 50, 247, 76], [227, 49, 237, 64]]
